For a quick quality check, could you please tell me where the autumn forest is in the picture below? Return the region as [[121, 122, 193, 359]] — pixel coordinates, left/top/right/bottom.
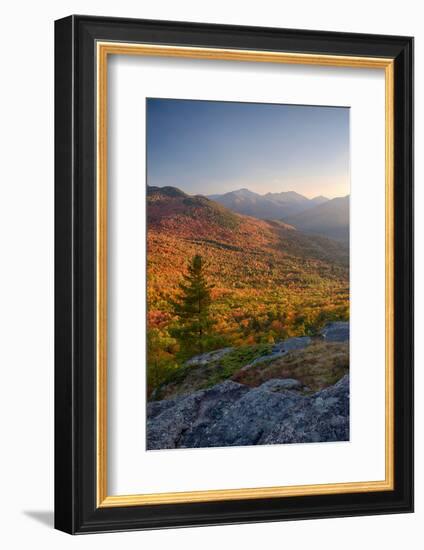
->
[[147, 185, 349, 397]]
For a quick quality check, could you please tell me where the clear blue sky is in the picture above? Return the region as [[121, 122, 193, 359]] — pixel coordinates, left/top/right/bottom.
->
[[146, 98, 350, 199]]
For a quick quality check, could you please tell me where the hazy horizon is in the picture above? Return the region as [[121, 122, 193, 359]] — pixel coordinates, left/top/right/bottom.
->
[[148, 182, 350, 202], [147, 98, 350, 199]]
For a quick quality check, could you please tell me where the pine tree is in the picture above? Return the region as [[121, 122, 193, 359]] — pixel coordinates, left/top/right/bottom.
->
[[170, 254, 215, 359]]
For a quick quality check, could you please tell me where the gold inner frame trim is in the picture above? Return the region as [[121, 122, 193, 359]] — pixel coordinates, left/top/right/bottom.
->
[[96, 41, 395, 508]]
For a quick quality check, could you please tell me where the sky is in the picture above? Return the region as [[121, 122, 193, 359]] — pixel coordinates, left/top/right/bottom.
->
[[146, 98, 350, 199]]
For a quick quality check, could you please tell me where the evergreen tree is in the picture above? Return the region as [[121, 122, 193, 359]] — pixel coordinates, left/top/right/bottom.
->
[[170, 254, 215, 359]]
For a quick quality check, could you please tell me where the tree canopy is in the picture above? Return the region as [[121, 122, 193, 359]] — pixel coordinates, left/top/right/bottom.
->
[[170, 254, 216, 359]]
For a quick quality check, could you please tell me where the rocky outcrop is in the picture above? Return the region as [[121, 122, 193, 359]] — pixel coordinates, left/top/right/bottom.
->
[[240, 336, 312, 371], [147, 380, 249, 450], [185, 347, 234, 367], [147, 374, 349, 449], [153, 322, 349, 402], [261, 375, 349, 444], [320, 321, 349, 342]]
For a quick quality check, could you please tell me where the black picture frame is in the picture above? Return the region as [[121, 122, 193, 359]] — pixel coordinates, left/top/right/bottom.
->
[[55, 15, 414, 534]]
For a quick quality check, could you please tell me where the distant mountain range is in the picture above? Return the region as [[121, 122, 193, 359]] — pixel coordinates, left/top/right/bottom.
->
[[147, 184, 349, 327], [208, 188, 326, 220], [147, 184, 350, 400], [207, 188, 349, 242], [284, 196, 349, 243], [147, 185, 348, 266]]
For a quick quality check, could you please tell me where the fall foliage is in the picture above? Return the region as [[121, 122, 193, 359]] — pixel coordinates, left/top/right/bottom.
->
[[169, 254, 217, 359], [146, 186, 349, 397]]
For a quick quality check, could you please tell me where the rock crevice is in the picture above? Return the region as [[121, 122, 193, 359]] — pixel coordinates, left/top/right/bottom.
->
[[147, 374, 349, 450]]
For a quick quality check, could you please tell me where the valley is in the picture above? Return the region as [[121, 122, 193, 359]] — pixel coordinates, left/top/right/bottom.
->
[[147, 185, 349, 397]]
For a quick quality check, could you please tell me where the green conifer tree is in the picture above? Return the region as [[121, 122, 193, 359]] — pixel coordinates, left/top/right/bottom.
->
[[170, 254, 215, 359]]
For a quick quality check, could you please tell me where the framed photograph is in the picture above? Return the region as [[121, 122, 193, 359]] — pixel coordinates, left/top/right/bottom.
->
[[54, 15, 413, 534]]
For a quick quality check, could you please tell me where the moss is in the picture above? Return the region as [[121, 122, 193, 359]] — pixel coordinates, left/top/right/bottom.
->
[[203, 344, 272, 387], [232, 341, 348, 392], [158, 343, 273, 396], [154, 341, 348, 400]]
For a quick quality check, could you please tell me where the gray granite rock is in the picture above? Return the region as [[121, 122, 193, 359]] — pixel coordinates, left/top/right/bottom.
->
[[147, 375, 349, 449], [146, 380, 249, 450], [146, 397, 179, 420], [180, 384, 304, 448], [184, 347, 234, 367], [241, 336, 312, 371], [261, 375, 349, 444], [258, 378, 303, 392], [272, 336, 312, 353], [320, 322, 349, 342]]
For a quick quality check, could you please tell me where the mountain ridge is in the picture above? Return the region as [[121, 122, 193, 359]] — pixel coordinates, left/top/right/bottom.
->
[[147, 184, 349, 397], [147, 185, 347, 263], [207, 187, 346, 222], [284, 195, 349, 243]]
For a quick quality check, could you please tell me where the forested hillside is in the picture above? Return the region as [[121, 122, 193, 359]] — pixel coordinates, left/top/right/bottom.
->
[[147, 185, 349, 397]]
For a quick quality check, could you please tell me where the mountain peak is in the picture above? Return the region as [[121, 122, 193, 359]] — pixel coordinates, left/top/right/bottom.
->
[[209, 188, 330, 220], [231, 188, 258, 197], [147, 184, 240, 232], [310, 195, 330, 206], [147, 185, 188, 198], [265, 190, 309, 204], [285, 195, 349, 242]]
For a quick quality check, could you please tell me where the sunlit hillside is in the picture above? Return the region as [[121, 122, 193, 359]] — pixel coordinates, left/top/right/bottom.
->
[[146, 185, 349, 396]]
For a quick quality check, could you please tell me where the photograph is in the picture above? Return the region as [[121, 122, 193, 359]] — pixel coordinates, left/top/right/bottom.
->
[[51, 12, 413, 536], [146, 98, 351, 450]]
